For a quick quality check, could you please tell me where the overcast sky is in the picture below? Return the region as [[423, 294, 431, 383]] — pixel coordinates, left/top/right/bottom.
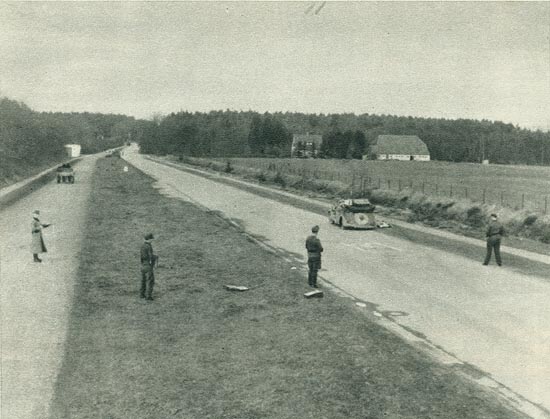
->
[[0, 2, 548, 129]]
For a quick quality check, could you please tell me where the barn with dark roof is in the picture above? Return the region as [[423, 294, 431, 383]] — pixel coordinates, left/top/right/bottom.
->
[[369, 135, 430, 161]]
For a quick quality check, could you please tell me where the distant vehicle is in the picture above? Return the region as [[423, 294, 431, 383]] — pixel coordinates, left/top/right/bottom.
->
[[56, 164, 75, 184], [328, 198, 377, 230]]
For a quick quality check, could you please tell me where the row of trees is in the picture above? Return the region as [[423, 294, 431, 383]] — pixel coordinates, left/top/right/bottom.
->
[[139, 110, 550, 165], [3, 95, 549, 180], [0, 97, 137, 184], [248, 114, 292, 157], [320, 131, 367, 159]]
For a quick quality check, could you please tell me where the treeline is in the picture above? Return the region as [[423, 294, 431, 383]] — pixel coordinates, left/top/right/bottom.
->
[[0, 97, 137, 185], [139, 110, 550, 165]]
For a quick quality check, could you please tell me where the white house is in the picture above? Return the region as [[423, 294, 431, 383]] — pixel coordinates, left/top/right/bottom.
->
[[369, 135, 430, 161], [291, 133, 323, 158], [64, 144, 81, 158]]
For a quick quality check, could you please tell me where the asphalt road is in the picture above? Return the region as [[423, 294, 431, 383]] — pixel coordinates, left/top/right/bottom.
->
[[0, 156, 97, 419], [124, 147, 550, 417]]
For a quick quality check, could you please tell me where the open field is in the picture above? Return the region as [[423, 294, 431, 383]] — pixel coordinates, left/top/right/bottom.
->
[[216, 158, 550, 213], [48, 156, 525, 419]]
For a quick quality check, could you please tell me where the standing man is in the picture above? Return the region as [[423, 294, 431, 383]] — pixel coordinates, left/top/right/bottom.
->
[[31, 210, 50, 263], [483, 213, 505, 266], [140, 233, 158, 300], [306, 225, 323, 288]]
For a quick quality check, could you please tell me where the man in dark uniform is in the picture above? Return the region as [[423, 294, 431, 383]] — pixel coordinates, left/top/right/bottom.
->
[[140, 233, 158, 300], [483, 214, 505, 266], [305, 225, 323, 288]]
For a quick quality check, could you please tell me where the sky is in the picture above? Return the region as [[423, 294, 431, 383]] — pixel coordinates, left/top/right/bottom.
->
[[0, 1, 549, 129]]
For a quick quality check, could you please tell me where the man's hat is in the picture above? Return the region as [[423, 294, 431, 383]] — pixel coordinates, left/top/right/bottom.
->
[[33, 210, 40, 216], [311, 225, 320, 233], [490, 213, 498, 218], [144, 233, 154, 240]]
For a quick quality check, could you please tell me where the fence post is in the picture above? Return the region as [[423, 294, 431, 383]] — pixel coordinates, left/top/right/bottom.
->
[[398, 179, 402, 192], [501, 191, 504, 206], [410, 180, 413, 189], [482, 189, 486, 204], [521, 193, 524, 210], [378, 178, 381, 189], [360, 176, 364, 196], [545, 196, 548, 214], [465, 187, 468, 199], [422, 181, 425, 194], [435, 183, 438, 195], [387, 179, 391, 189], [450, 184, 453, 198]]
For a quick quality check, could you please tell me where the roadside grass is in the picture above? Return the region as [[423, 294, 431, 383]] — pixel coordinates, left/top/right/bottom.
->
[[50, 156, 525, 419]]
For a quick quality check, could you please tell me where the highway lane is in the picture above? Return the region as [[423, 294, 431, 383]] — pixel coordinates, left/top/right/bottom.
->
[[0, 156, 98, 419], [125, 147, 550, 416]]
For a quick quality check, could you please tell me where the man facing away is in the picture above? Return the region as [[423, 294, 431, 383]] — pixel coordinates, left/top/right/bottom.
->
[[305, 225, 323, 288], [140, 233, 158, 300], [483, 213, 505, 266]]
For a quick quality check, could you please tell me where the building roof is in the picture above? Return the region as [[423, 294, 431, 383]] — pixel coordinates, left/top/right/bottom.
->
[[370, 135, 429, 155], [292, 134, 323, 146]]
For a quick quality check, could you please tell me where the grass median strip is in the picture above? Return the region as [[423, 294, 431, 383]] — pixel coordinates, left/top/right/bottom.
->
[[50, 156, 525, 419]]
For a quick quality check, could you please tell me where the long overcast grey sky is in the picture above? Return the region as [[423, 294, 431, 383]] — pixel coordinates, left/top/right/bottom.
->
[[0, 2, 549, 129]]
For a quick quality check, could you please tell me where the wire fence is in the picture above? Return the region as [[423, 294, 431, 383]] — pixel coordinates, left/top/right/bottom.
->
[[224, 159, 550, 214]]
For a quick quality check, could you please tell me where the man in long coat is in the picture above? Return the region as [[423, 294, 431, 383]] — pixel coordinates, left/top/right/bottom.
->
[[31, 210, 50, 263]]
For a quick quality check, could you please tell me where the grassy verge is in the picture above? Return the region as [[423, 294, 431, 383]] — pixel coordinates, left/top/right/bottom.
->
[[50, 156, 525, 419]]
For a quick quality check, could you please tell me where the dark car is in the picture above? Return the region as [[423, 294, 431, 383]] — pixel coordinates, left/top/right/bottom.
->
[[56, 164, 75, 184]]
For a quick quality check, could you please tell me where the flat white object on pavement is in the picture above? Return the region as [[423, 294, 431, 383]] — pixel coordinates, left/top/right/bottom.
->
[[304, 290, 324, 298], [224, 285, 249, 291]]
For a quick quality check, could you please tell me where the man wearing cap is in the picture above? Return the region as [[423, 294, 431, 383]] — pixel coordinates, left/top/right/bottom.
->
[[140, 233, 158, 300], [31, 210, 51, 263], [483, 214, 505, 266], [305, 225, 323, 288]]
